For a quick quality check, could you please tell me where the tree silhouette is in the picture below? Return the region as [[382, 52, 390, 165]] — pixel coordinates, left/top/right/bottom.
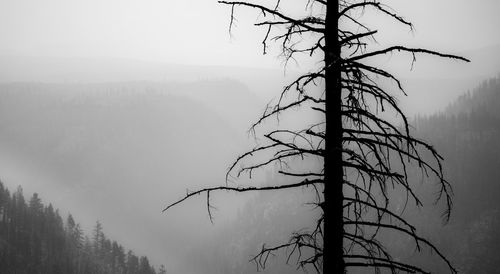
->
[[164, 0, 469, 273]]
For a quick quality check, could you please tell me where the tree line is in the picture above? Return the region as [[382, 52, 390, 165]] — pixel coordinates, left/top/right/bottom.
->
[[0, 181, 166, 274], [410, 76, 500, 273]]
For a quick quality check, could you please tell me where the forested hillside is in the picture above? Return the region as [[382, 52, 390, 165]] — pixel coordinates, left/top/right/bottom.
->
[[0, 181, 164, 274], [412, 76, 500, 273]]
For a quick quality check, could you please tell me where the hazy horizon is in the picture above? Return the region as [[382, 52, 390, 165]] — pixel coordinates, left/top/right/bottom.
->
[[1, 1, 500, 273]]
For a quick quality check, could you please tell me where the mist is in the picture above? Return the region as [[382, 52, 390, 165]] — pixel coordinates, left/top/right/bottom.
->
[[0, 1, 499, 274]]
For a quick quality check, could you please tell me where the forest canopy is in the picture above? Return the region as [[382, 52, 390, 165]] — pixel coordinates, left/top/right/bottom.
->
[[0, 181, 165, 274]]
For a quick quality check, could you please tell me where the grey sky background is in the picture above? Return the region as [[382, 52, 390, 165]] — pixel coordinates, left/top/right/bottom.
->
[[375, 0, 500, 51], [0, 0, 499, 68], [0, 1, 499, 272]]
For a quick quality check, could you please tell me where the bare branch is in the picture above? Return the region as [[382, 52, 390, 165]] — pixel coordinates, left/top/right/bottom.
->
[[348, 46, 470, 63], [164, 178, 323, 213]]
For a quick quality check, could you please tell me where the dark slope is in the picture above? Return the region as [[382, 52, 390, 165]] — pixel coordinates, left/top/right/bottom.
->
[[0, 181, 161, 274], [412, 76, 500, 273]]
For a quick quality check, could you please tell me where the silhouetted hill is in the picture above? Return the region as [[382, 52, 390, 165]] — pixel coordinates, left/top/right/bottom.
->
[[0, 56, 298, 103]]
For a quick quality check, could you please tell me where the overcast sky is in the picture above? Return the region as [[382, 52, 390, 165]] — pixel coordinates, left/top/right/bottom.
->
[[0, 1, 497, 270], [0, 0, 499, 68]]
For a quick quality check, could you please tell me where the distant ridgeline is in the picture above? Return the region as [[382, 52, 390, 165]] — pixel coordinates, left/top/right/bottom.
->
[[412, 76, 500, 274], [415, 76, 500, 135], [0, 181, 166, 274]]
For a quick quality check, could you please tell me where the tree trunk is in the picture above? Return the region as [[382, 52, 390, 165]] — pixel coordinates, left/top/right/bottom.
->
[[324, 1, 344, 273]]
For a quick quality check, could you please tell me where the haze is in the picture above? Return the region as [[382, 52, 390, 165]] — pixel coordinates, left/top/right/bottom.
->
[[0, 0, 499, 273]]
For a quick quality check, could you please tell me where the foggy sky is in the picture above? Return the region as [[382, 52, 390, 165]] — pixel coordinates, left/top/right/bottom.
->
[[0, 1, 499, 273], [1, 0, 499, 68]]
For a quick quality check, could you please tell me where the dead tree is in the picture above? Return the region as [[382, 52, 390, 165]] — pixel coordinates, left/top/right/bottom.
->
[[164, 1, 469, 273]]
